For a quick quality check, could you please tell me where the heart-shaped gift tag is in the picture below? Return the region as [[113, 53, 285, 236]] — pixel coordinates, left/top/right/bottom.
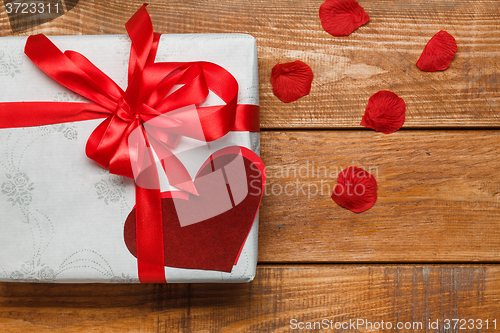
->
[[124, 146, 265, 272]]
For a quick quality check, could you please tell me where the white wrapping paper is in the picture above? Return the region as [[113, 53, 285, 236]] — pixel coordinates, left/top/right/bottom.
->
[[0, 34, 259, 283]]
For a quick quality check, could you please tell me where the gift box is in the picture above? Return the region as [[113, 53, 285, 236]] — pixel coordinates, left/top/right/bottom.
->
[[0, 5, 264, 283]]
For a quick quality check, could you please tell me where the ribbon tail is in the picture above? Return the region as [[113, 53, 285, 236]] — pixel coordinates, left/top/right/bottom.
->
[[135, 184, 167, 283], [149, 135, 199, 196], [133, 125, 167, 283]]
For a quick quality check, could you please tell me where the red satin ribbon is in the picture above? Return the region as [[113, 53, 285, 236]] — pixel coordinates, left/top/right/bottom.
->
[[0, 4, 259, 283]]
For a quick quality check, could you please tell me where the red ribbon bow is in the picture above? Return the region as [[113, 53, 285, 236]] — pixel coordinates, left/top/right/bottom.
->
[[0, 4, 259, 283]]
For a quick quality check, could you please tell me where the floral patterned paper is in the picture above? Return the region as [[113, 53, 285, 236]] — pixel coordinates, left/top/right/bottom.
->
[[0, 34, 260, 283]]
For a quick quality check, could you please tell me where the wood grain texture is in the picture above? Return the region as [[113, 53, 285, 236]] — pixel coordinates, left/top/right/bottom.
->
[[0, 1, 499, 331], [259, 131, 500, 262], [1, 0, 499, 128], [0, 265, 497, 332]]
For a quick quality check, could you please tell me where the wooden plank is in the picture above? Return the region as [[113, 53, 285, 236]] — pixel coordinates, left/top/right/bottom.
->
[[1, 0, 499, 128], [0, 265, 497, 332], [258, 131, 500, 262]]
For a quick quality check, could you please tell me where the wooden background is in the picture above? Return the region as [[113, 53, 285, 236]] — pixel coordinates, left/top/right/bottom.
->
[[1, 0, 500, 331]]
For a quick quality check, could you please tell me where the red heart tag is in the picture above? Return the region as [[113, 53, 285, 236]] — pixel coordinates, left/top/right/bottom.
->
[[123, 146, 265, 272]]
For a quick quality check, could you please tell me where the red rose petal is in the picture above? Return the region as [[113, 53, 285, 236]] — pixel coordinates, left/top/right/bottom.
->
[[416, 30, 457, 72], [319, 0, 370, 37], [361, 90, 406, 134], [271, 60, 314, 103], [331, 166, 377, 213]]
